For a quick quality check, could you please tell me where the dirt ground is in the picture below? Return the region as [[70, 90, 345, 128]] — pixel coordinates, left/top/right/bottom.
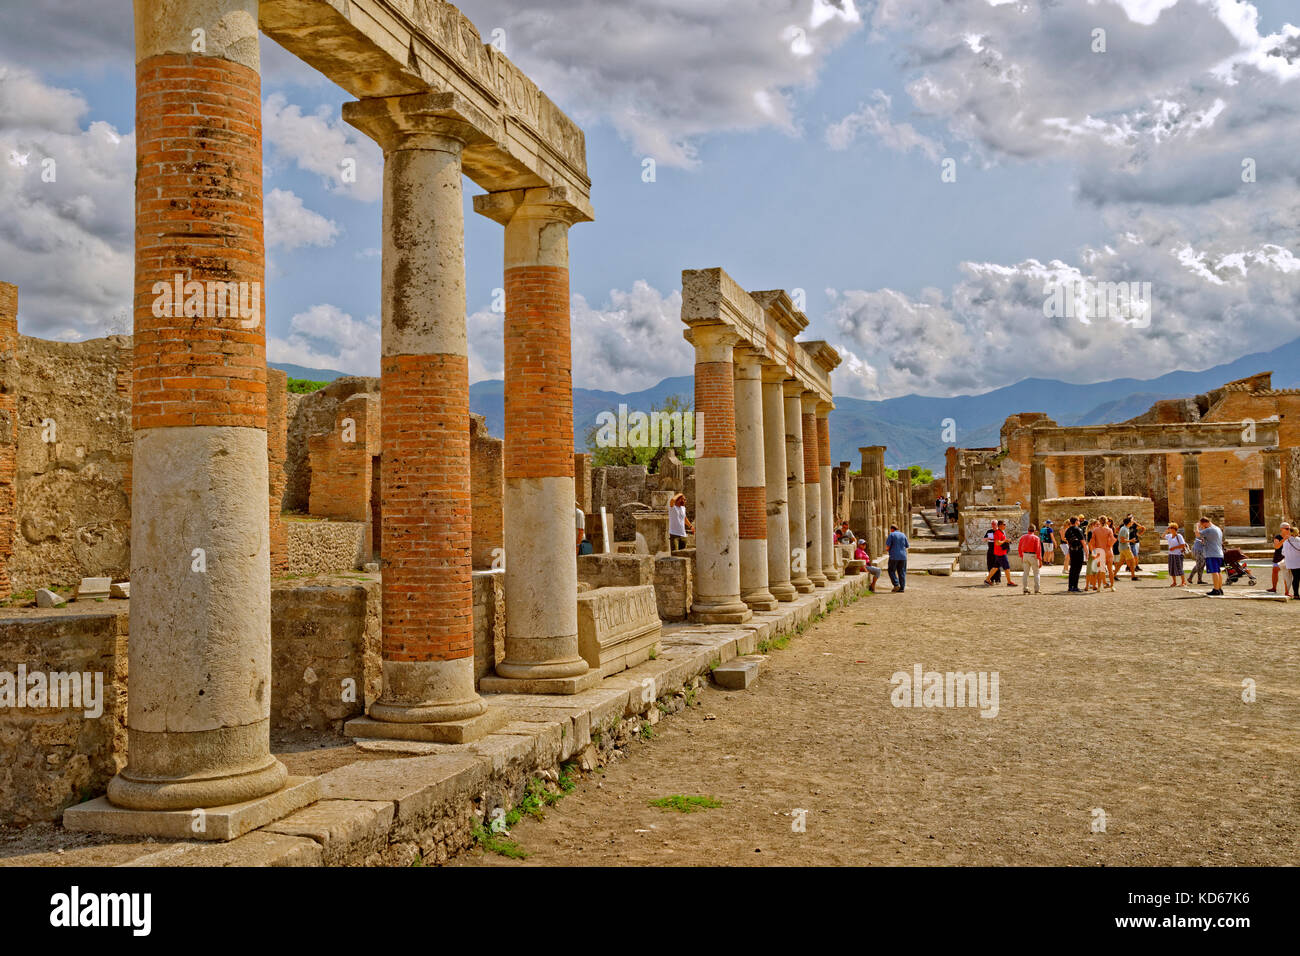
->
[[455, 571, 1299, 866]]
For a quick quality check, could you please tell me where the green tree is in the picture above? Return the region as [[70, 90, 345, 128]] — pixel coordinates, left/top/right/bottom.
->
[[884, 465, 934, 485], [584, 394, 695, 469]]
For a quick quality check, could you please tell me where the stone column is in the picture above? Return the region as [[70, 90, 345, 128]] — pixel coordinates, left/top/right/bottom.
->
[[688, 325, 751, 623], [1104, 455, 1123, 496], [859, 446, 879, 556], [1030, 456, 1047, 528], [475, 187, 594, 692], [1263, 448, 1284, 537], [342, 95, 499, 739], [109, 0, 286, 810], [785, 383, 814, 593], [817, 403, 840, 579], [761, 366, 796, 602], [1181, 451, 1201, 526], [801, 393, 827, 587], [897, 467, 912, 538], [734, 349, 777, 610]]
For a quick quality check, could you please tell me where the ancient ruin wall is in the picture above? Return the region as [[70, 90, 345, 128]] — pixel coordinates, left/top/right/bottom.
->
[[10, 335, 133, 593]]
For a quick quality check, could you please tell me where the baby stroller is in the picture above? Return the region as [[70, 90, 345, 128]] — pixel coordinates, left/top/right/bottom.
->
[[1223, 548, 1256, 587]]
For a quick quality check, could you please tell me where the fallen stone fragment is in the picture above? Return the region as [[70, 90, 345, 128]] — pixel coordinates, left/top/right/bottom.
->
[[110, 582, 130, 599], [73, 577, 111, 601], [35, 589, 66, 608]]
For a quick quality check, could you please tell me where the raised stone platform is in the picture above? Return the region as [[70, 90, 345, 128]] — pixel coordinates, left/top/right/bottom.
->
[[576, 585, 662, 677]]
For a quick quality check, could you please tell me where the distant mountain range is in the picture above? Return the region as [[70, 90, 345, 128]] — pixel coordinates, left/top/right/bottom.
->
[[272, 334, 1300, 471]]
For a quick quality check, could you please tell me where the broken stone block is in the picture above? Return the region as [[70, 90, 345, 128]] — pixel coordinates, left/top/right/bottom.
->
[[35, 589, 66, 608], [576, 585, 662, 677], [73, 577, 111, 601], [362, 562, 379, 573], [109, 582, 130, 599], [712, 657, 761, 690]]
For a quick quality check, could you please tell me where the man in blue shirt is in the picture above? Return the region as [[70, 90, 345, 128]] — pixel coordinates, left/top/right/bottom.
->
[[885, 524, 910, 592]]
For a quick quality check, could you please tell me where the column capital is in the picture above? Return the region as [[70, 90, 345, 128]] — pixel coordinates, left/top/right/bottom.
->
[[472, 184, 594, 227], [800, 391, 820, 413], [343, 92, 490, 153], [733, 346, 764, 378], [761, 363, 789, 385], [816, 399, 834, 417], [781, 379, 804, 397], [686, 322, 739, 357], [1181, 449, 1202, 461]]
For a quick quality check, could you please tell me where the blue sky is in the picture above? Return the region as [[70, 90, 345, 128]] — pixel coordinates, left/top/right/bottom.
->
[[2, 0, 1298, 399]]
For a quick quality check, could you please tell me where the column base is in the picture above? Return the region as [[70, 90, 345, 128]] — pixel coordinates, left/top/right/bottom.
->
[[769, 582, 798, 602], [346, 708, 506, 744], [808, 571, 829, 587], [741, 588, 779, 611], [791, 577, 815, 594], [690, 597, 753, 624], [478, 669, 601, 696], [824, 567, 842, 580], [67, 774, 319, 842]]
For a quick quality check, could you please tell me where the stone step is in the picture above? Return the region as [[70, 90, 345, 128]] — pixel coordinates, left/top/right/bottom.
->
[[711, 656, 762, 690]]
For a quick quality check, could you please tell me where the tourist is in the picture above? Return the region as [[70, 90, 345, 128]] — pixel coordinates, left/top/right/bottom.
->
[[1018, 522, 1042, 594], [1267, 532, 1289, 595], [1117, 516, 1137, 581], [886, 523, 910, 592], [984, 520, 1002, 584], [983, 520, 1014, 588], [667, 493, 692, 551], [949, 499, 959, 523], [1089, 517, 1116, 592], [1106, 516, 1120, 587], [936, 495, 944, 517], [1198, 516, 1226, 596], [1040, 519, 1056, 567], [855, 539, 882, 592], [1164, 523, 1186, 587], [575, 502, 586, 556], [1189, 527, 1206, 585], [1280, 524, 1300, 600], [1130, 517, 1145, 571], [836, 520, 854, 544], [1064, 516, 1086, 592]]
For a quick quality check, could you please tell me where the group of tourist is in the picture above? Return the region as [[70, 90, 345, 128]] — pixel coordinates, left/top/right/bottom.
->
[[935, 495, 957, 523], [977, 511, 1272, 597], [836, 520, 909, 594]]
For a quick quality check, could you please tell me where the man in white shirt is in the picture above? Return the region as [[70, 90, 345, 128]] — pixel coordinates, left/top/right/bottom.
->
[[575, 504, 586, 555], [1280, 523, 1300, 600]]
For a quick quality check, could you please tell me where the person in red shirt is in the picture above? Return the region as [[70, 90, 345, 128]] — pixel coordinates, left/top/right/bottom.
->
[[1018, 525, 1043, 594], [982, 520, 1015, 587], [854, 539, 881, 592]]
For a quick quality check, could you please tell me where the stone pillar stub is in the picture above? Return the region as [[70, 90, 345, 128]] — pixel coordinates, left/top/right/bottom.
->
[[1181, 451, 1202, 527], [1104, 455, 1123, 497], [1262, 448, 1284, 537], [817, 403, 839, 579], [801, 392, 826, 587]]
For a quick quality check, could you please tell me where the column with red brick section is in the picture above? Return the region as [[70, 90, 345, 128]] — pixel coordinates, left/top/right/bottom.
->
[[802, 393, 827, 587], [817, 402, 840, 580], [784, 382, 814, 592], [689, 324, 751, 623], [108, 0, 287, 811], [474, 187, 594, 690], [762, 366, 795, 601], [340, 95, 500, 739], [734, 348, 776, 610], [0, 282, 17, 601]]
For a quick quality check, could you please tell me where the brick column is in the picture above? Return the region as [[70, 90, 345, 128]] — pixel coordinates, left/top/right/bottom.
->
[[341, 95, 500, 740], [0, 282, 16, 601], [762, 367, 795, 601], [689, 325, 751, 623], [1182, 451, 1202, 527], [785, 383, 813, 593], [817, 403, 839, 579], [802, 392, 826, 587], [734, 348, 776, 610], [475, 187, 594, 691], [109, 0, 286, 810], [1263, 448, 1283, 536]]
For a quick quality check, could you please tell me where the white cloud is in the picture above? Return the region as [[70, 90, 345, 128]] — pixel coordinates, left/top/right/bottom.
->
[[456, 0, 864, 166], [267, 304, 380, 376], [0, 66, 133, 339], [826, 90, 943, 158], [264, 188, 340, 250], [262, 93, 383, 203]]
